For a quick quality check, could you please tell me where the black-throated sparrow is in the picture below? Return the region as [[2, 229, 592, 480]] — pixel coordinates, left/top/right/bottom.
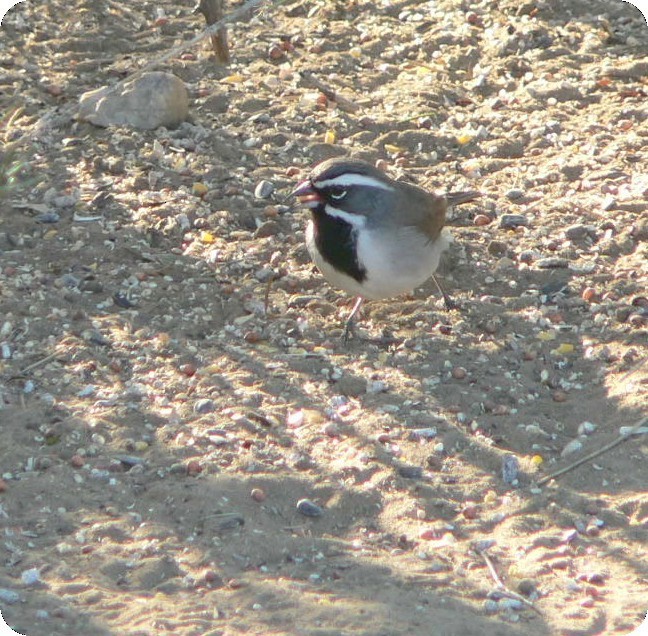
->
[[292, 158, 479, 339]]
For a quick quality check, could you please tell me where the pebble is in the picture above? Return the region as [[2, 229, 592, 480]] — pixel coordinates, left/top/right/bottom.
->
[[552, 390, 568, 402], [36, 212, 61, 223], [185, 461, 202, 477], [21, 568, 41, 586], [498, 598, 524, 611], [502, 455, 520, 484], [518, 249, 538, 264], [451, 366, 467, 380], [564, 224, 594, 241], [254, 180, 275, 199], [517, 579, 538, 597], [77, 385, 97, 398], [250, 488, 266, 502], [254, 220, 280, 238], [474, 214, 492, 226], [499, 214, 528, 229], [409, 428, 437, 440], [397, 465, 424, 479], [561, 439, 583, 457], [0, 588, 21, 604], [577, 421, 597, 435], [505, 188, 525, 200], [296, 499, 323, 517], [194, 398, 216, 414], [536, 257, 568, 269], [487, 240, 508, 255]]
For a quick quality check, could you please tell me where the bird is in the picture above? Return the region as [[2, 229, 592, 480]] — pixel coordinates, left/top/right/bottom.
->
[[292, 157, 480, 340]]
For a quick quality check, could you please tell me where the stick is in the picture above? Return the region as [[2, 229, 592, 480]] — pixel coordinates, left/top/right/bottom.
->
[[18, 352, 59, 375], [111, 0, 265, 87], [300, 71, 361, 113], [537, 417, 648, 486], [479, 550, 542, 616]]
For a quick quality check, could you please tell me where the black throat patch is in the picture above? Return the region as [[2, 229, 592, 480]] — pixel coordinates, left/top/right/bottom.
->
[[311, 207, 366, 283]]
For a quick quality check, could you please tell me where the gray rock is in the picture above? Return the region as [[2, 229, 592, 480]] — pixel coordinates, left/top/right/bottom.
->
[[194, 398, 216, 414], [564, 224, 595, 241], [505, 188, 525, 201], [254, 180, 275, 199], [0, 588, 21, 604], [296, 499, 323, 517], [487, 240, 508, 256], [499, 214, 528, 229], [536, 257, 569, 269], [79, 72, 189, 130], [502, 454, 520, 484]]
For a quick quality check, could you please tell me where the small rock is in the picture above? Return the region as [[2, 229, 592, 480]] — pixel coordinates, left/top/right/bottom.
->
[[451, 366, 467, 379], [217, 515, 244, 531], [536, 257, 569, 269], [187, 459, 203, 477], [564, 224, 594, 241], [517, 579, 538, 597], [498, 598, 524, 611], [502, 455, 520, 484], [474, 214, 492, 226], [36, 212, 60, 224], [552, 389, 568, 402], [495, 257, 515, 270], [335, 374, 367, 397], [499, 214, 528, 229], [254, 180, 275, 199], [0, 588, 21, 604], [254, 267, 275, 282], [561, 439, 583, 457], [397, 465, 423, 479], [254, 220, 280, 238], [250, 488, 266, 502], [409, 428, 437, 440], [79, 72, 189, 130], [518, 249, 539, 264], [194, 399, 216, 414], [296, 499, 323, 517], [21, 568, 41, 586], [505, 188, 525, 200], [487, 240, 508, 255]]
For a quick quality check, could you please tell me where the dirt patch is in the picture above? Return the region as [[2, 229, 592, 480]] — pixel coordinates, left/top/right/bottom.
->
[[0, 1, 646, 635]]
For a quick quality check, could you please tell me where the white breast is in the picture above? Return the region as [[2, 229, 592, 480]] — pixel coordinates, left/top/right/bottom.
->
[[355, 226, 451, 300], [306, 220, 451, 301]]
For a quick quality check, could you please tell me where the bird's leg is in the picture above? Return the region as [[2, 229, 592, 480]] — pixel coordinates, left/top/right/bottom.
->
[[343, 296, 364, 342], [431, 274, 460, 311]]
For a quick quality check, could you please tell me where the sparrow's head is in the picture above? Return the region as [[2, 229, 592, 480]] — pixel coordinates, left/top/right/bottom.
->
[[292, 158, 396, 218]]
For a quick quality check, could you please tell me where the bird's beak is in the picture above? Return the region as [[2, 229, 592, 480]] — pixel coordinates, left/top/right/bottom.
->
[[292, 180, 322, 207]]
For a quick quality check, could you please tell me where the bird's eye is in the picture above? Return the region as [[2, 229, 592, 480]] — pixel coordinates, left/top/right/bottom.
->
[[328, 186, 347, 200]]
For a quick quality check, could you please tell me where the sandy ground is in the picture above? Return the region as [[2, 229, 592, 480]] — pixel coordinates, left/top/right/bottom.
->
[[0, 0, 647, 634]]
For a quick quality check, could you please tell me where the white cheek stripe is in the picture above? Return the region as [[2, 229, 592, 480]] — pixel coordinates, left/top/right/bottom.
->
[[324, 205, 367, 228], [314, 173, 395, 192]]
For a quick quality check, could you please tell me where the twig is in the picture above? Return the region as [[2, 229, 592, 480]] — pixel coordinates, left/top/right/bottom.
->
[[300, 71, 361, 113], [479, 549, 543, 616], [129, 0, 265, 81], [537, 416, 648, 486], [18, 352, 59, 375]]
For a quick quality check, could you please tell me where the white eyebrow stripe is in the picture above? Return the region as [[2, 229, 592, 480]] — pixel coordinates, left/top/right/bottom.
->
[[324, 205, 367, 228], [314, 173, 395, 192]]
